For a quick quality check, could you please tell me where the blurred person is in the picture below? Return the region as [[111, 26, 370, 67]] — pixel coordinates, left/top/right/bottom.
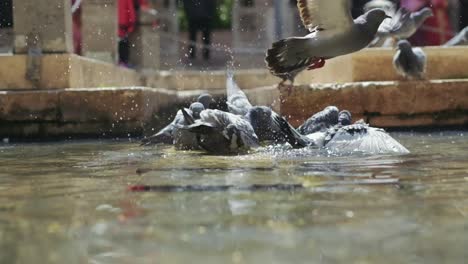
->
[[401, 0, 454, 45], [72, 0, 82, 54], [460, 0, 468, 29], [118, 0, 137, 66], [0, 0, 13, 53], [182, 0, 217, 60]]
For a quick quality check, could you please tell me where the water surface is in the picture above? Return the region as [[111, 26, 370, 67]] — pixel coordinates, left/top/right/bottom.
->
[[0, 131, 467, 263]]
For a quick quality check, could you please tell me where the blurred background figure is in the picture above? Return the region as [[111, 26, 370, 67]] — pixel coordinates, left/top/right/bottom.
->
[[182, 0, 217, 60], [460, 0, 468, 29], [0, 0, 13, 53], [118, 0, 137, 66], [71, 0, 82, 55]]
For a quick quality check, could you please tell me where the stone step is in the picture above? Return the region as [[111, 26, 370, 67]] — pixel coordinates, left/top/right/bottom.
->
[[0, 84, 280, 139], [0, 54, 142, 90], [144, 69, 281, 91], [0, 87, 176, 138], [294, 47, 468, 85], [280, 79, 468, 128]]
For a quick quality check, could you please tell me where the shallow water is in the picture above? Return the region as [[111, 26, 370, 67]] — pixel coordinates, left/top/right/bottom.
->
[[0, 131, 467, 263]]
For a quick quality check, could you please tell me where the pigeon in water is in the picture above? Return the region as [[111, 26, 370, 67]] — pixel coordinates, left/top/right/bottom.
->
[[226, 70, 307, 148], [372, 7, 433, 47], [265, 1, 391, 84], [444, 26, 468, 46], [180, 109, 260, 154], [274, 108, 410, 155], [393, 40, 426, 80], [140, 102, 205, 149], [297, 106, 340, 135], [322, 123, 410, 155]]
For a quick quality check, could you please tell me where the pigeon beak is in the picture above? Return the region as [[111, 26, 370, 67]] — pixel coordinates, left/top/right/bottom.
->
[[385, 15, 392, 19]]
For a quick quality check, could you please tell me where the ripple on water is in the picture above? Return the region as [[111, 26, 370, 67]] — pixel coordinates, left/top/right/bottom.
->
[[0, 132, 467, 263]]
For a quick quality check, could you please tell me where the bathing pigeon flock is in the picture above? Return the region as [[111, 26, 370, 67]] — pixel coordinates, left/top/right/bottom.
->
[[393, 40, 427, 80], [265, 0, 391, 84], [142, 73, 409, 155]]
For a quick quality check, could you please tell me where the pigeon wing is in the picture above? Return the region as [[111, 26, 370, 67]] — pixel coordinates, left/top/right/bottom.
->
[[226, 70, 252, 116], [296, 0, 353, 33]]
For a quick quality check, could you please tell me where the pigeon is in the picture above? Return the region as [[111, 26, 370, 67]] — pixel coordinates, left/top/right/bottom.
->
[[274, 112, 410, 155], [393, 40, 427, 80], [265, 0, 391, 83], [140, 102, 205, 149], [297, 106, 340, 135], [180, 109, 260, 154], [444, 26, 468, 46], [372, 7, 433, 47], [197, 93, 217, 109], [322, 123, 410, 155], [302, 108, 353, 147], [226, 70, 307, 148]]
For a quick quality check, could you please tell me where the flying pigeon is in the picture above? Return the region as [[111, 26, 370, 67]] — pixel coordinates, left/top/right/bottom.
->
[[372, 7, 433, 47], [444, 26, 468, 46], [393, 40, 427, 80], [265, 0, 391, 83]]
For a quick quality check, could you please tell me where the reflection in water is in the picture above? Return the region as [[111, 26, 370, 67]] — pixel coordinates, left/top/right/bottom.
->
[[0, 132, 467, 263]]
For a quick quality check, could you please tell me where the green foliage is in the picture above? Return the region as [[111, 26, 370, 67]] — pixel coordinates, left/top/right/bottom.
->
[[178, 0, 233, 31]]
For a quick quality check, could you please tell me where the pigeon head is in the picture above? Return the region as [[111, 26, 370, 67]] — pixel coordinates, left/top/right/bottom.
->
[[397, 40, 413, 51], [247, 106, 272, 124], [338, 110, 352, 126], [197, 93, 216, 109], [189, 102, 205, 119], [364, 9, 391, 30], [247, 106, 273, 137], [413, 7, 433, 20]]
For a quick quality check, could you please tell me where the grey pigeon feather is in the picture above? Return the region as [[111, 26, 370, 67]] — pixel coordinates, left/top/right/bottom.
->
[[393, 40, 426, 80], [265, 0, 391, 83], [444, 26, 468, 46], [226, 70, 252, 116], [323, 123, 410, 155]]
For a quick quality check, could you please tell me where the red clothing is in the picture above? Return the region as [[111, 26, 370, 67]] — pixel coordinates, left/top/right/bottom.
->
[[118, 0, 136, 38], [72, 0, 82, 54]]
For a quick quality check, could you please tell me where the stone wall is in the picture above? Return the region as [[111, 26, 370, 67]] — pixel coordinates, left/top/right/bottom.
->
[[280, 80, 468, 128]]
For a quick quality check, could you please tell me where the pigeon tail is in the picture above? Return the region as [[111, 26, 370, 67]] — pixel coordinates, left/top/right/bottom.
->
[[181, 108, 195, 125], [226, 69, 242, 98], [140, 132, 173, 146], [266, 37, 317, 82], [272, 115, 312, 148]]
